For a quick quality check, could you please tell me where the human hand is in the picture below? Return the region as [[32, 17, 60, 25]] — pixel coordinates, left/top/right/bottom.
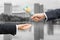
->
[[31, 13, 45, 22], [17, 24, 32, 30]]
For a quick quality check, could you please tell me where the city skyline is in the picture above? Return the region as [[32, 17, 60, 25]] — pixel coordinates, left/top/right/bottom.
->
[[0, 0, 60, 14]]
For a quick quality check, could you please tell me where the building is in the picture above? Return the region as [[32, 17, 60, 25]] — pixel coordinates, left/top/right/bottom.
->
[[4, 3, 12, 15]]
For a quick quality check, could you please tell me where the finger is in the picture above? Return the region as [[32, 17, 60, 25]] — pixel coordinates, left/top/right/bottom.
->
[[31, 15, 37, 19], [21, 24, 32, 30], [31, 16, 34, 19], [33, 17, 40, 20], [36, 16, 41, 19], [32, 18, 40, 22], [18, 24, 31, 28], [21, 24, 31, 28], [31, 15, 41, 20]]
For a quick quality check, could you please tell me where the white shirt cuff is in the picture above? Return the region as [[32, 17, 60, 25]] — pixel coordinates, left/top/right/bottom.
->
[[44, 13, 48, 21], [16, 25, 18, 34]]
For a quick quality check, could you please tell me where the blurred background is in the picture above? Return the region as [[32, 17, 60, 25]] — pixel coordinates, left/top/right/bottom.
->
[[0, 0, 60, 40]]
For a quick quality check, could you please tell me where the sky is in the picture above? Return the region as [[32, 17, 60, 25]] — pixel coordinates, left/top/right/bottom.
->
[[0, 0, 60, 9], [0, 0, 60, 13]]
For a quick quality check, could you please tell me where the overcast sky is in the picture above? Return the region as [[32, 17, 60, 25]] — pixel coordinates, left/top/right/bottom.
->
[[0, 0, 60, 10], [0, 0, 60, 14]]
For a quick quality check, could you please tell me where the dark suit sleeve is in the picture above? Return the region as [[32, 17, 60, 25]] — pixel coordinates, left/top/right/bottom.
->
[[45, 9, 60, 21], [0, 23, 16, 35]]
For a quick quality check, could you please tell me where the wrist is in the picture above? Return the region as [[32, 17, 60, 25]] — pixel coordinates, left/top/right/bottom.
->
[[16, 25, 21, 30], [17, 25, 24, 30], [41, 13, 46, 19]]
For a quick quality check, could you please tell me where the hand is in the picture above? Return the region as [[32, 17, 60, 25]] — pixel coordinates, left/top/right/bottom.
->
[[17, 24, 32, 30], [31, 13, 45, 22]]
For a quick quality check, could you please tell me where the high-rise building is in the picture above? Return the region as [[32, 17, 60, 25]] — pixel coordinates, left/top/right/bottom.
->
[[4, 3, 12, 15], [34, 3, 44, 13], [34, 3, 44, 40]]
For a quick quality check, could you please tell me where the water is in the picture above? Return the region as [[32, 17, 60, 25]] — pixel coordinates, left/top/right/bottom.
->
[[0, 23, 60, 40]]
